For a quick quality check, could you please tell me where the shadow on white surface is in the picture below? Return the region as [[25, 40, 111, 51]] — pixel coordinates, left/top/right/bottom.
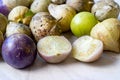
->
[[87, 51, 119, 67], [0, 31, 120, 80]]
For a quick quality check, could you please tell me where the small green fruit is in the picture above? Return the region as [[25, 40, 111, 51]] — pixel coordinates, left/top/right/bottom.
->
[[70, 12, 98, 37]]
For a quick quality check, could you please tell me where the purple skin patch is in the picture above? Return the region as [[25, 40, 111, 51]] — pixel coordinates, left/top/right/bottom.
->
[[0, 0, 10, 16], [2, 34, 37, 69]]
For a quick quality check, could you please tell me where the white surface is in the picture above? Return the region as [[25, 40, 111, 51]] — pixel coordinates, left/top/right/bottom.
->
[[0, 32, 120, 80]]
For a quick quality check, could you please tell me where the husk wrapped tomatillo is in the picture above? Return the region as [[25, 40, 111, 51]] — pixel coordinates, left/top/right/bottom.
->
[[48, 4, 76, 32], [92, 0, 120, 21], [30, 12, 62, 41], [3, 0, 33, 10], [6, 22, 32, 38], [0, 13, 8, 34], [30, 0, 50, 13], [90, 18, 120, 52], [66, 0, 94, 12], [8, 6, 34, 25]]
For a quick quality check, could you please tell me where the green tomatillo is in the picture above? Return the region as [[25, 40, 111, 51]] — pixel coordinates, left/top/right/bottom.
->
[[70, 12, 98, 37]]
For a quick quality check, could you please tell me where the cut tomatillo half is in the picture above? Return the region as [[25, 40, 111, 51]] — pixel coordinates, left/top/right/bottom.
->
[[72, 36, 103, 62], [37, 36, 72, 63]]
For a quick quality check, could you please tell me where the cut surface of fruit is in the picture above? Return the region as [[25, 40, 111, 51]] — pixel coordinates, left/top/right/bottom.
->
[[38, 36, 71, 56], [72, 36, 103, 62], [37, 36, 72, 63]]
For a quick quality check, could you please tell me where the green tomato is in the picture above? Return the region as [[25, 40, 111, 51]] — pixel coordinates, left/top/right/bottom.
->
[[70, 12, 98, 37]]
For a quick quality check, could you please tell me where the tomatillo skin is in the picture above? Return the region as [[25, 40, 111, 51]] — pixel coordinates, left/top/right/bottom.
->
[[0, 0, 10, 16], [2, 33, 37, 69], [70, 12, 98, 37]]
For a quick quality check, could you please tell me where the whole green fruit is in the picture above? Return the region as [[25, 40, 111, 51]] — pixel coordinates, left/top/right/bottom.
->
[[70, 12, 98, 37]]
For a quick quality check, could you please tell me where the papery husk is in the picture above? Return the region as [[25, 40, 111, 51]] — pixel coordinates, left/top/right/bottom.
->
[[6, 22, 32, 37], [48, 4, 76, 32], [8, 6, 34, 25], [30, 12, 62, 41], [30, 0, 50, 13], [90, 18, 120, 52], [91, 0, 120, 21], [0, 13, 8, 34], [3, 0, 33, 10], [66, 0, 94, 12]]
